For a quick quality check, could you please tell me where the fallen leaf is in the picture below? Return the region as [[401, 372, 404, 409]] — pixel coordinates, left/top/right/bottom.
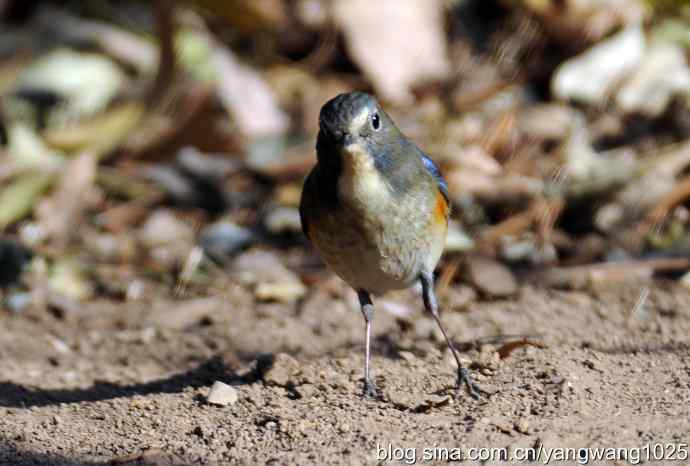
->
[[497, 338, 547, 359], [333, 0, 450, 104]]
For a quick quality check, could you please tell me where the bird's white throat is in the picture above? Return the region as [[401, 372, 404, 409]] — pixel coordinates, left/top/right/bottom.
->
[[338, 142, 390, 209]]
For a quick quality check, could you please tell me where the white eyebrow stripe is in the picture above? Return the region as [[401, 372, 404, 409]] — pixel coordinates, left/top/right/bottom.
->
[[349, 106, 370, 133]]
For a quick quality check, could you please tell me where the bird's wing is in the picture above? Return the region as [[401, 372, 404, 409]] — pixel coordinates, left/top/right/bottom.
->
[[419, 150, 449, 202]]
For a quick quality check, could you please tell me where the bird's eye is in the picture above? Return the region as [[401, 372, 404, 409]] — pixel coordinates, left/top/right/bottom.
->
[[371, 112, 381, 131]]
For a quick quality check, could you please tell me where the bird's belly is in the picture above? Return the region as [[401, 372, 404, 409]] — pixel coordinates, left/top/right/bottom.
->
[[310, 205, 446, 294]]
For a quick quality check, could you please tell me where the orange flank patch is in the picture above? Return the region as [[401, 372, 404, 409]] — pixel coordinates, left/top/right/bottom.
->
[[434, 191, 450, 226]]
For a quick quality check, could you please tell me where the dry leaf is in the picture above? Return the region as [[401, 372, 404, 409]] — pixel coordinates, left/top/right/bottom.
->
[[497, 338, 546, 359], [212, 41, 289, 137], [333, 0, 450, 104]]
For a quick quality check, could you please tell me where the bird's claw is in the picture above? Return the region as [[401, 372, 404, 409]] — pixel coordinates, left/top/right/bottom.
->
[[456, 367, 483, 400]]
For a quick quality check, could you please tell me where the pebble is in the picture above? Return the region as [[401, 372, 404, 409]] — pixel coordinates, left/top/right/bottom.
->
[[139, 210, 194, 268], [139, 210, 194, 248], [176, 146, 239, 180], [199, 220, 253, 261], [143, 165, 201, 207], [263, 207, 302, 235], [206, 381, 239, 406], [445, 220, 475, 253], [5, 292, 32, 313], [466, 256, 518, 297], [515, 418, 530, 434], [233, 250, 306, 303], [254, 281, 306, 303], [47, 335, 72, 355], [258, 353, 301, 387]]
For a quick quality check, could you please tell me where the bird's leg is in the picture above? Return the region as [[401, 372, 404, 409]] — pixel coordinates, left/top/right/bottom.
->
[[357, 290, 378, 398], [420, 272, 482, 399]]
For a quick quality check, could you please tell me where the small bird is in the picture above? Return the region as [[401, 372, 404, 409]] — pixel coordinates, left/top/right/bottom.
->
[[300, 92, 480, 398]]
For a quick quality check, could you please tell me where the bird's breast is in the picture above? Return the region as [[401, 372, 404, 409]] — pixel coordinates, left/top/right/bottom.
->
[[307, 148, 447, 294]]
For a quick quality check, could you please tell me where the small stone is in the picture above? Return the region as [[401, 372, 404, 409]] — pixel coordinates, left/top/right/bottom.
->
[[5, 292, 32, 313], [139, 210, 194, 249], [264, 207, 302, 235], [445, 220, 475, 253], [466, 257, 517, 298], [143, 164, 216, 209], [295, 383, 316, 399], [254, 281, 306, 303], [199, 220, 253, 261], [47, 335, 72, 355], [206, 381, 238, 406], [234, 251, 306, 303], [515, 418, 530, 434], [177, 146, 239, 180], [138, 210, 194, 268], [258, 353, 301, 387]]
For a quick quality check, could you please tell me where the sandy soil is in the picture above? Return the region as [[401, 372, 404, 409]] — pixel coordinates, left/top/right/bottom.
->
[[1, 276, 689, 465]]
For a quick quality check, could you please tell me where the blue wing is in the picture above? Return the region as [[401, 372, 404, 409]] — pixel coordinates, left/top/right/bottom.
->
[[419, 151, 449, 202]]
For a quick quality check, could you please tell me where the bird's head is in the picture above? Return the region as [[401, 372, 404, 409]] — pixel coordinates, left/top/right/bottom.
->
[[317, 92, 403, 162]]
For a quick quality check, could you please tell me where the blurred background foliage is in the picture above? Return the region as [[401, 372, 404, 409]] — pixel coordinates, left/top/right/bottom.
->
[[1, 0, 690, 314]]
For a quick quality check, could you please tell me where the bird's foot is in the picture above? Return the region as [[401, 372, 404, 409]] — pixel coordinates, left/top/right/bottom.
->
[[456, 367, 483, 400], [362, 379, 380, 399]]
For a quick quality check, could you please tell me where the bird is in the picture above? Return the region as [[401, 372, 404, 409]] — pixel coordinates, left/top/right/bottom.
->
[[299, 91, 480, 399]]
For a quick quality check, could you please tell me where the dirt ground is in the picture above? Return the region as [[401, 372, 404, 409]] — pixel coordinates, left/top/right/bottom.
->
[[1, 276, 690, 465]]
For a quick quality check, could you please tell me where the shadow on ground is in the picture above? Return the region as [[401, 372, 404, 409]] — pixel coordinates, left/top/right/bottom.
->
[[0, 356, 246, 409], [0, 443, 195, 466], [1, 445, 100, 466]]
